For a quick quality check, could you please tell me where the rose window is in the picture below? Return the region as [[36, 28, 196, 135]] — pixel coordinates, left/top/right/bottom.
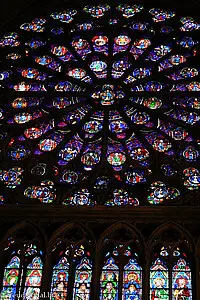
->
[[0, 3, 199, 205]]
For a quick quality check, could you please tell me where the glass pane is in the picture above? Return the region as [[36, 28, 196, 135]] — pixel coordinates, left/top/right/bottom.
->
[[100, 257, 119, 300], [122, 258, 142, 300], [172, 258, 192, 300], [0, 256, 20, 300], [73, 258, 92, 299], [23, 257, 43, 300], [51, 257, 69, 300], [150, 258, 169, 300]]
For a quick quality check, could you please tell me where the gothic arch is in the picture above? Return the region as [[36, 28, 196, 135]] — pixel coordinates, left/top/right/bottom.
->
[[147, 221, 194, 253], [0, 220, 46, 255], [47, 222, 96, 254], [46, 222, 95, 300], [97, 222, 145, 253], [148, 222, 195, 300], [0, 221, 45, 300], [97, 222, 145, 300]]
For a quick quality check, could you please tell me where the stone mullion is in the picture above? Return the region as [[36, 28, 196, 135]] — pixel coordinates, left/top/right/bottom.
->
[[195, 251, 199, 300], [67, 258, 75, 300], [118, 259, 123, 300], [92, 247, 101, 300], [40, 253, 52, 300], [169, 254, 173, 300], [144, 249, 150, 300], [16, 255, 25, 299]]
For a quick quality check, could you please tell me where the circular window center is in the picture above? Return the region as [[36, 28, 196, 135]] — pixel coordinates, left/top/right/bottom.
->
[[91, 84, 125, 105]]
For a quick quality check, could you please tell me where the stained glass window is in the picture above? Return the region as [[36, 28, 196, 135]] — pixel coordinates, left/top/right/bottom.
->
[[23, 257, 43, 299], [0, 256, 20, 299], [123, 258, 142, 300], [150, 257, 169, 299], [51, 257, 69, 299], [0, 240, 43, 300], [172, 258, 192, 299], [150, 245, 192, 299], [100, 257, 119, 300], [100, 243, 142, 300], [73, 257, 92, 299], [51, 242, 93, 299], [0, 5, 200, 204]]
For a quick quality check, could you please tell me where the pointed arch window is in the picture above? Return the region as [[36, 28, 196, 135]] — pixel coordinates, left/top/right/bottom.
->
[[123, 258, 142, 300], [150, 257, 169, 299], [100, 257, 119, 300], [73, 257, 93, 299], [100, 245, 142, 299], [50, 238, 93, 300], [51, 257, 69, 299], [99, 227, 143, 300], [172, 257, 192, 299], [1, 256, 20, 299], [23, 256, 43, 299], [0, 239, 43, 300], [150, 244, 192, 299]]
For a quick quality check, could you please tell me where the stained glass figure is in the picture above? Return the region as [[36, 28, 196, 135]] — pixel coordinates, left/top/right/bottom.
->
[[24, 180, 56, 203], [150, 258, 169, 299], [123, 259, 142, 300], [51, 9, 77, 23], [183, 167, 200, 190], [63, 189, 95, 206], [23, 257, 43, 300], [51, 257, 69, 300], [73, 258, 92, 300], [83, 5, 110, 18], [105, 189, 139, 206], [0, 243, 43, 300], [0, 3, 199, 205], [172, 259, 192, 300], [92, 35, 108, 55], [0, 256, 20, 300], [147, 182, 180, 205], [0, 167, 24, 189], [149, 8, 175, 22], [117, 4, 144, 18], [100, 257, 119, 300]]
